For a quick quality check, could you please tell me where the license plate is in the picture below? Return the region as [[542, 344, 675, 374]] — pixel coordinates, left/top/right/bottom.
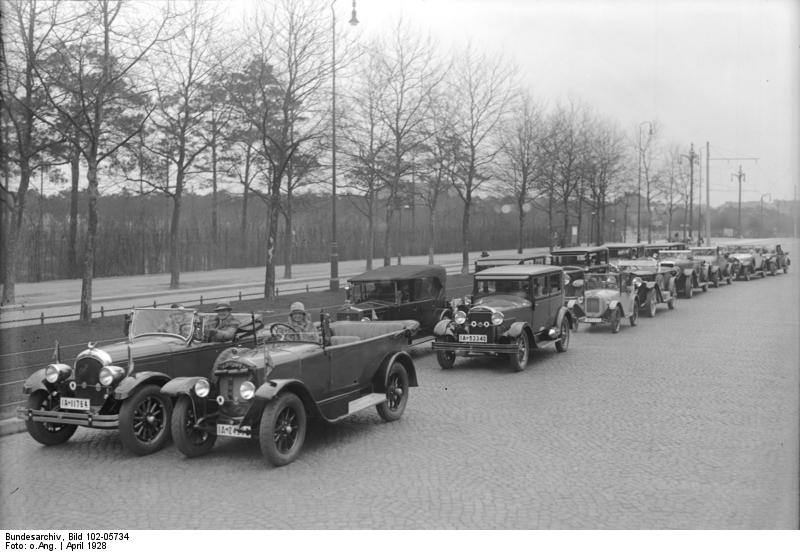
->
[[583, 317, 603, 323], [60, 397, 90, 411], [458, 334, 487, 343], [216, 424, 251, 438]]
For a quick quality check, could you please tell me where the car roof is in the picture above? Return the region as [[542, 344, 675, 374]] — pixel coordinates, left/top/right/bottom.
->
[[603, 242, 645, 248], [645, 242, 685, 248], [475, 264, 562, 278], [475, 253, 547, 262], [348, 264, 446, 282], [551, 245, 609, 254]]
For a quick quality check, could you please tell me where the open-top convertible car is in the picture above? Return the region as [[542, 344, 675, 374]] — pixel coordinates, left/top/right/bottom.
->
[[431, 265, 575, 372], [689, 246, 736, 286], [161, 318, 419, 466], [474, 252, 547, 272], [762, 244, 790, 275], [17, 307, 262, 455], [335, 265, 448, 334], [656, 249, 709, 298], [725, 244, 767, 280], [571, 271, 643, 333], [615, 258, 678, 316]]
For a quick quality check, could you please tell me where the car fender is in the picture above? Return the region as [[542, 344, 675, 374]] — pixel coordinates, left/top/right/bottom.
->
[[504, 321, 529, 340], [566, 299, 584, 318], [555, 306, 574, 331], [682, 268, 694, 278], [373, 350, 418, 391], [161, 376, 204, 397], [114, 371, 172, 401], [608, 299, 622, 315], [434, 308, 452, 322], [244, 379, 321, 426], [22, 368, 49, 395], [433, 318, 454, 337]]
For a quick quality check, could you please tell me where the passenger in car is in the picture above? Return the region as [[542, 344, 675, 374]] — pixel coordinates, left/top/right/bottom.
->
[[206, 302, 241, 342], [287, 302, 319, 342]]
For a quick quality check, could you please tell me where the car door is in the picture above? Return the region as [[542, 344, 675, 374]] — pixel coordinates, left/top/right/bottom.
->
[[530, 275, 550, 333]]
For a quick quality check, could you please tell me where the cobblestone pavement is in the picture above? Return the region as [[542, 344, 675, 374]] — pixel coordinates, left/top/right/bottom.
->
[[1, 259, 797, 529]]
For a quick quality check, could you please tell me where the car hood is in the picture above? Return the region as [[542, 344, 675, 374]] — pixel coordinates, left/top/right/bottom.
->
[[224, 342, 320, 371], [729, 253, 753, 262], [78, 335, 187, 364], [472, 296, 532, 311]]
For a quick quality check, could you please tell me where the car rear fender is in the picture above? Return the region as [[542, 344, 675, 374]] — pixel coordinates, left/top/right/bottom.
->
[[114, 371, 172, 401], [161, 376, 203, 398], [22, 368, 49, 394], [433, 318, 454, 337], [373, 350, 418, 390]]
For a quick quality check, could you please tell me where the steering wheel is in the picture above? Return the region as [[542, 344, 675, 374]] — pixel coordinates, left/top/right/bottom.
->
[[234, 319, 265, 340], [269, 322, 301, 341]]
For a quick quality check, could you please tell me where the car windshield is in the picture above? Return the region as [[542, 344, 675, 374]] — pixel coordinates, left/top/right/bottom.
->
[[728, 245, 753, 254], [474, 279, 530, 302], [350, 281, 397, 303], [659, 251, 691, 261], [692, 248, 716, 256], [617, 259, 656, 271], [129, 308, 194, 340], [609, 248, 639, 259], [584, 274, 619, 291]]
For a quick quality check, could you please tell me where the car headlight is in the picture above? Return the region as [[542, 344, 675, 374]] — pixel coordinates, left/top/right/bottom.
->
[[491, 312, 504, 326], [45, 363, 71, 384], [239, 381, 256, 401], [98, 365, 125, 387], [194, 378, 211, 398], [578, 296, 584, 304], [454, 310, 467, 325]]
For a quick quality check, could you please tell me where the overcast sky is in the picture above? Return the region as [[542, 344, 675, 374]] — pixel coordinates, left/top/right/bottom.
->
[[353, 0, 799, 207]]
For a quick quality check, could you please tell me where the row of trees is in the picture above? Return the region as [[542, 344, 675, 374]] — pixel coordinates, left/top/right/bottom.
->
[[0, 0, 774, 318]]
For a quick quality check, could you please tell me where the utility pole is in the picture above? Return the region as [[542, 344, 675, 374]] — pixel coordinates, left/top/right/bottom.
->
[[688, 143, 695, 244], [732, 165, 746, 237], [708, 153, 758, 240], [705, 141, 710, 244]]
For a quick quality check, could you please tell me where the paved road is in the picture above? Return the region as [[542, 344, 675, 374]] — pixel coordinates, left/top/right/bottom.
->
[[1, 245, 796, 529]]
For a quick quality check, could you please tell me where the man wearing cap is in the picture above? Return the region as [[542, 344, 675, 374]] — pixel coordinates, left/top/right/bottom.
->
[[205, 302, 241, 342], [287, 302, 317, 338], [158, 304, 192, 338]]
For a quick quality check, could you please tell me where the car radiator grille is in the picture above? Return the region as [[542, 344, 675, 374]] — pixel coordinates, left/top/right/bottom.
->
[[218, 376, 251, 418], [585, 297, 601, 314], [466, 311, 493, 337], [72, 357, 107, 404]]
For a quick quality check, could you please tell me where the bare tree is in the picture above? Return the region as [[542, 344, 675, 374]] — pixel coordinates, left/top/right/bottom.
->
[[33, 0, 166, 320], [447, 44, 516, 273], [497, 92, 543, 253], [0, 0, 61, 304]]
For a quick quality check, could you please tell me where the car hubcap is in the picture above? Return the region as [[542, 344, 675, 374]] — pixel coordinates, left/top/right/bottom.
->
[[274, 407, 298, 453], [387, 375, 404, 410]]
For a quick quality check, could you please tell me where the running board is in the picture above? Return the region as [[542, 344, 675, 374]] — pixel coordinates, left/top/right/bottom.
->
[[348, 393, 386, 414]]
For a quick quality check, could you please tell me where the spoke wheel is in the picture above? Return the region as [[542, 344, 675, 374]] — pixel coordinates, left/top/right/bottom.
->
[[555, 320, 570, 352], [684, 279, 694, 298], [744, 268, 751, 281], [119, 384, 172, 456], [377, 363, 409, 422], [259, 392, 306, 467], [171, 395, 216, 458], [647, 290, 657, 318], [435, 336, 456, 369], [508, 331, 530, 372], [24, 391, 77, 446], [630, 300, 639, 326]]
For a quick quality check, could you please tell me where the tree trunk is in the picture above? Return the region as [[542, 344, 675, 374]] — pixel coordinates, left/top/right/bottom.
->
[[263, 171, 281, 299], [460, 187, 472, 275], [240, 151, 251, 267], [0, 165, 32, 305], [69, 148, 80, 277], [169, 161, 184, 289], [366, 209, 374, 271], [562, 197, 571, 247], [211, 130, 218, 247], [427, 203, 436, 265], [382, 202, 393, 267], [283, 185, 293, 278], [79, 159, 100, 322], [516, 193, 525, 253]]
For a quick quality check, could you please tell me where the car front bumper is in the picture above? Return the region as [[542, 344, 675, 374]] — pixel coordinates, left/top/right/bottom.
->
[[17, 406, 118, 428], [432, 341, 519, 354]]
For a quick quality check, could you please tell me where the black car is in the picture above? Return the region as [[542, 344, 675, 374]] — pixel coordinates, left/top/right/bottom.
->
[[336, 265, 449, 333]]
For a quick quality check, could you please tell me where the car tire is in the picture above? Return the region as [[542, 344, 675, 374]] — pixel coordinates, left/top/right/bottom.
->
[[259, 392, 307, 467], [684, 279, 693, 299], [171, 395, 216, 458], [726, 272, 732, 285], [760, 268, 766, 278], [646, 290, 657, 318], [784, 265, 789, 274], [611, 307, 622, 333], [24, 391, 78, 446], [630, 300, 639, 326], [712, 272, 720, 288], [119, 384, 173, 456], [435, 337, 456, 370], [770, 264, 776, 276], [555, 320, 570, 353], [508, 331, 530, 371], [744, 267, 751, 281], [376, 362, 409, 422]]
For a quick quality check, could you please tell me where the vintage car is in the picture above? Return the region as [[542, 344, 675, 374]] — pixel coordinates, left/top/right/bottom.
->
[[616, 258, 678, 316], [571, 271, 642, 333], [643, 242, 687, 258], [336, 265, 448, 333], [474, 252, 547, 273], [726, 244, 767, 281], [161, 318, 419, 467], [431, 265, 575, 372], [17, 307, 262, 455], [763, 244, 791, 274], [689, 246, 736, 286], [550, 246, 613, 324], [604, 242, 647, 267], [656, 249, 709, 297]]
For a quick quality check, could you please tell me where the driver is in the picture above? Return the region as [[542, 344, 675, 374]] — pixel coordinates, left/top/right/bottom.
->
[[158, 304, 192, 337], [287, 302, 317, 334], [206, 302, 240, 342]]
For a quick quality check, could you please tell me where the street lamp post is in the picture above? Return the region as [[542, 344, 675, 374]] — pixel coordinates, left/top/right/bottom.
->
[[610, 218, 616, 242], [637, 121, 652, 243], [329, 0, 358, 291]]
